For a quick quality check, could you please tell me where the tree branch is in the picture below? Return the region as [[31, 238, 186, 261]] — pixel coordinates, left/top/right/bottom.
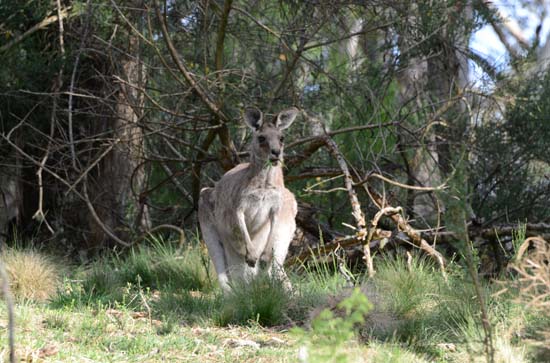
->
[[322, 133, 373, 276], [0, 7, 73, 53], [153, 0, 227, 121]]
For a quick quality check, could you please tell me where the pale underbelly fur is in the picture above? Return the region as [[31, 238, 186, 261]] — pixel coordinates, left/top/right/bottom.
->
[[215, 189, 280, 254]]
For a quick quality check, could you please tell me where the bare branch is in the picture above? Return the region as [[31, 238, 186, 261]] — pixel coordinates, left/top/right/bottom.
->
[[483, 0, 530, 50], [0, 7, 73, 53], [322, 134, 373, 276], [153, 0, 227, 121], [364, 184, 446, 270], [354, 172, 448, 191]]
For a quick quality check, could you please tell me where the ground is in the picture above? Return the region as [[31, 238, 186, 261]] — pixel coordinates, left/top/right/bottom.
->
[[0, 236, 548, 363]]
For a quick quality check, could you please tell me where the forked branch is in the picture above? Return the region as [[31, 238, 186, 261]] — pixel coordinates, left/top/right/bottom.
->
[[322, 134, 373, 276]]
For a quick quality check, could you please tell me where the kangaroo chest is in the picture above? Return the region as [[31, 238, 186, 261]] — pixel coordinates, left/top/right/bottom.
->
[[239, 187, 282, 230]]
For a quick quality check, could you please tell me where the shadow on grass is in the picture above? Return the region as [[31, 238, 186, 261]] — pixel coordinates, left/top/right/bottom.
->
[[50, 238, 215, 315], [49, 238, 351, 329]]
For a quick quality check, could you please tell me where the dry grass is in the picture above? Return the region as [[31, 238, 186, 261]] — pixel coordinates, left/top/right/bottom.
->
[[2, 248, 61, 301], [509, 237, 550, 312]]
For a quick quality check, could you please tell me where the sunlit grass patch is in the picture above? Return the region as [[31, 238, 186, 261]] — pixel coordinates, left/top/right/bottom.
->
[[0, 299, 297, 363], [369, 341, 431, 363], [152, 289, 222, 325], [2, 248, 62, 301]]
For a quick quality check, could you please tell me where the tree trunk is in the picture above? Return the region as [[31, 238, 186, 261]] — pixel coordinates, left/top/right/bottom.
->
[[395, 1, 472, 226], [87, 20, 150, 248]]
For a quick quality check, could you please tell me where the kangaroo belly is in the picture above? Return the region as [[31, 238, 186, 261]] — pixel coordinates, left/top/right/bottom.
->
[[242, 189, 281, 234]]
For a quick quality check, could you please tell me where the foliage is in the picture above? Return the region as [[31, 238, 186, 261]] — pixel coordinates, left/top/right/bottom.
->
[[506, 71, 550, 164], [292, 288, 373, 363]]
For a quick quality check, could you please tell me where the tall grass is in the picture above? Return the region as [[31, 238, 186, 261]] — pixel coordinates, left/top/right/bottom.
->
[[358, 254, 529, 362], [218, 272, 291, 326], [1, 233, 541, 362], [51, 236, 213, 310]]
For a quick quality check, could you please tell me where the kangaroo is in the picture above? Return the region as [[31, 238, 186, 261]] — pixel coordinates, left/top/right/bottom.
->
[[198, 107, 299, 292]]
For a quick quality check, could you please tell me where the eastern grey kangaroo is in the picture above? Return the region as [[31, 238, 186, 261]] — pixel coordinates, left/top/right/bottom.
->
[[198, 107, 298, 292]]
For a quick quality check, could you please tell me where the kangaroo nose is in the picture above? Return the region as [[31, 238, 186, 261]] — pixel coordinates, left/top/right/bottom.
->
[[271, 149, 281, 158]]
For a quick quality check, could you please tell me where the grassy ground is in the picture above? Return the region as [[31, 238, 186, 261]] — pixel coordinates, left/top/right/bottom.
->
[[0, 237, 549, 362]]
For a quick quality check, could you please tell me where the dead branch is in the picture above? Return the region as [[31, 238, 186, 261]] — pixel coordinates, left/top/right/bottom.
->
[[365, 206, 402, 249], [482, 1, 530, 50], [82, 180, 132, 247], [285, 168, 341, 182], [55, 0, 65, 54], [365, 184, 446, 270], [423, 223, 550, 244], [286, 121, 398, 149], [322, 134, 373, 276], [354, 172, 448, 191], [153, 0, 227, 121], [286, 229, 392, 267], [68, 0, 93, 170], [0, 7, 73, 53], [140, 224, 186, 248], [33, 67, 64, 235], [65, 138, 121, 196]]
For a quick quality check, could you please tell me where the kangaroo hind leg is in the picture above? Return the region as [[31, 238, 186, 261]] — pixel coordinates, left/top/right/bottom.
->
[[198, 188, 231, 292]]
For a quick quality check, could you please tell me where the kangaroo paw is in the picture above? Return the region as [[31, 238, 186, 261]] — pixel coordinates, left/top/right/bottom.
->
[[245, 254, 257, 267]]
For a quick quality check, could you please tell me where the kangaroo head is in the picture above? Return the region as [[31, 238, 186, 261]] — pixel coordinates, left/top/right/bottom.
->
[[244, 107, 299, 166]]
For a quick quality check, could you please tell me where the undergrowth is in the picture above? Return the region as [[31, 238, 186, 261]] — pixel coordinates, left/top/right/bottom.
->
[[0, 230, 546, 362]]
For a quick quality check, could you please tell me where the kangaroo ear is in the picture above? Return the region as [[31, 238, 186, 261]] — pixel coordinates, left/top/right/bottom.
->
[[275, 107, 299, 130], [243, 107, 263, 130]]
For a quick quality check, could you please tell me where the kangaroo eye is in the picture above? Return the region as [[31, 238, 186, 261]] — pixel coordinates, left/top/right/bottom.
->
[[258, 136, 266, 143], [279, 136, 285, 143]]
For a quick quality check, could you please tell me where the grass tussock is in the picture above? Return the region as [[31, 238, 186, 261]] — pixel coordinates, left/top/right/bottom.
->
[[218, 273, 291, 326], [2, 248, 61, 301]]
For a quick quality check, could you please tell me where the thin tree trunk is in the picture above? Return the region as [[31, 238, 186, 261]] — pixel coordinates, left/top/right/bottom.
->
[[87, 12, 149, 248]]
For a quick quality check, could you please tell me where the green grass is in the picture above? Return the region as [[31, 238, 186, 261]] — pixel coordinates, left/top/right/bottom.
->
[[218, 272, 291, 326], [0, 238, 547, 362]]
